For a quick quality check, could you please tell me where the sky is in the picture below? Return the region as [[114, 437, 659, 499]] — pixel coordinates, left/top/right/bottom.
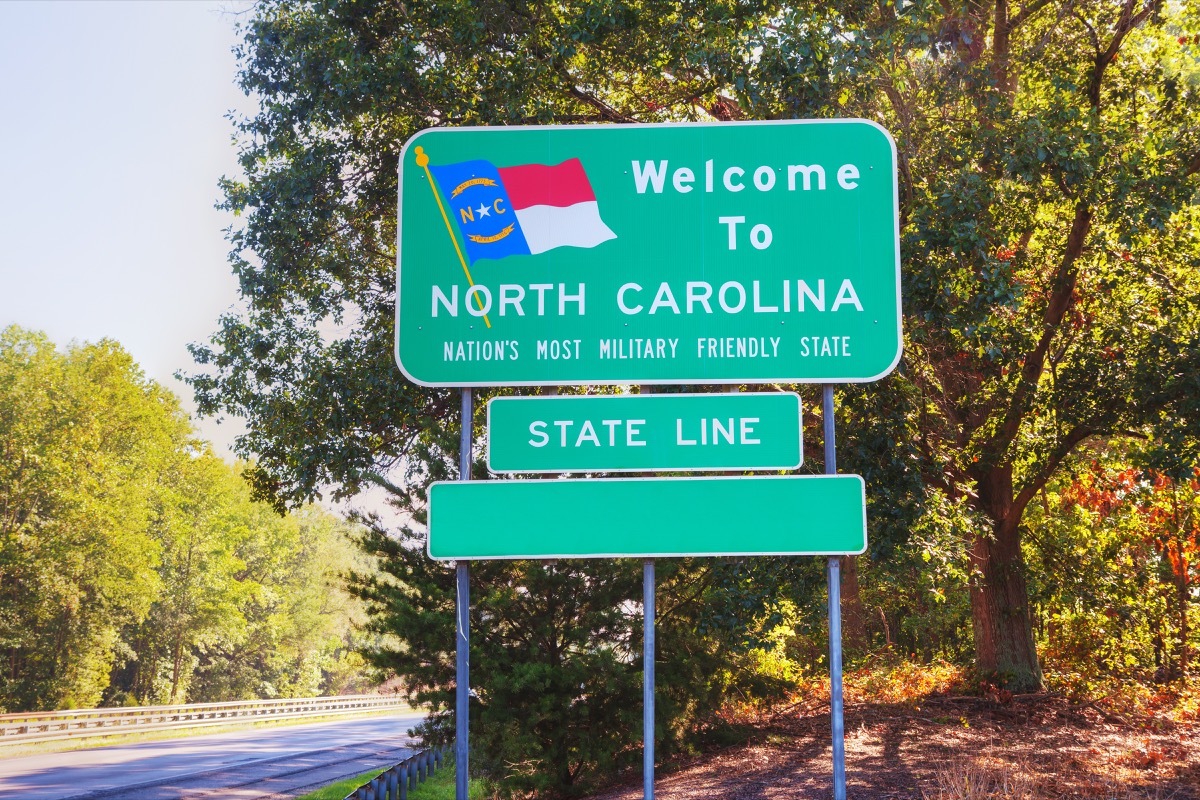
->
[[0, 0, 254, 456]]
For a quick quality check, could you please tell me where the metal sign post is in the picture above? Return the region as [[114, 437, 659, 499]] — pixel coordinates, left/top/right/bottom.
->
[[823, 384, 847, 800], [394, 119, 899, 800], [456, 388, 472, 800], [643, 559, 655, 800]]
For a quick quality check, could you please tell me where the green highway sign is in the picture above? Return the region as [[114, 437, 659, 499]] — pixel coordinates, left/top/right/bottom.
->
[[487, 392, 802, 473], [427, 475, 866, 559], [395, 120, 901, 387]]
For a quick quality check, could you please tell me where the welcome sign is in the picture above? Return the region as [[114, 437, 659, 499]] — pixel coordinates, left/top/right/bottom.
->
[[395, 120, 901, 386]]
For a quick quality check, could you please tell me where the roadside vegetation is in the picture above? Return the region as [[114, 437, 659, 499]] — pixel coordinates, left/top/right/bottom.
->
[[300, 764, 488, 800], [3, 0, 1197, 797], [579, 659, 1198, 798], [186, 0, 1200, 795], [0, 326, 375, 712]]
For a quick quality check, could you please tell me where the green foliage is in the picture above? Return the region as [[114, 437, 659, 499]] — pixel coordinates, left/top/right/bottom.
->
[[858, 487, 977, 663], [109, 480, 375, 706], [1027, 447, 1199, 699], [296, 770, 385, 800], [299, 764, 487, 800], [187, 0, 1200, 791], [0, 326, 188, 710], [0, 326, 371, 712], [353, 504, 795, 796], [113, 486, 373, 705]]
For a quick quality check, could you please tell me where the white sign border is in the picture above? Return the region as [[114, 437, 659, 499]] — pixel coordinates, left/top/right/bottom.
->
[[394, 118, 903, 388], [485, 391, 804, 474], [426, 473, 868, 561]]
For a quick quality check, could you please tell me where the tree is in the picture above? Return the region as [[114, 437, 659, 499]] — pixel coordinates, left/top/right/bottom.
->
[[0, 326, 189, 710], [119, 451, 258, 704], [192, 0, 1200, 742], [112, 460, 374, 706], [0, 326, 371, 711], [185, 504, 374, 702], [846, 0, 1200, 687], [352, 495, 808, 795], [1047, 459, 1199, 680]]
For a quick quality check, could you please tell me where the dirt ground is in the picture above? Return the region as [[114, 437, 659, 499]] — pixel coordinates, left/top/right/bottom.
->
[[586, 694, 1199, 799]]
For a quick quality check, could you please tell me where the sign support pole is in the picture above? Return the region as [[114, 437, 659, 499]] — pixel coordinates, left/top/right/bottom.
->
[[823, 384, 847, 800], [643, 558, 655, 800], [456, 388, 472, 800]]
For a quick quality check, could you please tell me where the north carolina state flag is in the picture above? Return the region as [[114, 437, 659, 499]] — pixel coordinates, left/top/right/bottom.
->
[[429, 157, 617, 264]]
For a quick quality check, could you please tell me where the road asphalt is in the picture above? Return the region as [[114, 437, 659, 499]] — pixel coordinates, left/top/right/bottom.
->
[[0, 712, 427, 800]]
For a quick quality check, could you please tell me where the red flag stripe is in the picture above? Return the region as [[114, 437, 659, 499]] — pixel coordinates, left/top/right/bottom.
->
[[498, 158, 596, 209]]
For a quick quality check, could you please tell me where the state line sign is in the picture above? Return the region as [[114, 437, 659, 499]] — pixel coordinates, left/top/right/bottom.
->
[[395, 119, 901, 386], [487, 392, 803, 473]]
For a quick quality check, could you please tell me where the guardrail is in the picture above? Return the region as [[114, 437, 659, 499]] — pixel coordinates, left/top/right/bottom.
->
[[345, 747, 446, 800], [0, 694, 415, 746]]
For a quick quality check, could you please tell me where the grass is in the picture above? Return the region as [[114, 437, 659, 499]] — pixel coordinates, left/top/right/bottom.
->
[[300, 769, 386, 800], [922, 759, 1037, 800], [0, 709, 416, 760], [298, 763, 488, 800]]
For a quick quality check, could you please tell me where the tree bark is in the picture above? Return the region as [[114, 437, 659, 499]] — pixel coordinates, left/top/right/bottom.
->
[[170, 638, 183, 703], [1174, 560, 1189, 678], [969, 465, 1043, 690], [839, 556, 867, 653]]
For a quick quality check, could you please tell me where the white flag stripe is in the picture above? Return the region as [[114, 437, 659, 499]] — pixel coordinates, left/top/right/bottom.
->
[[514, 201, 617, 255]]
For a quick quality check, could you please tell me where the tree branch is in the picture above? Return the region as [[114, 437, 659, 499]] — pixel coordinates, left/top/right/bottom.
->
[[992, 0, 1013, 96], [994, 202, 1092, 458], [1072, 10, 1100, 54], [1089, 0, 1161, 110], [365, 471, 408, 498], [1011, 424, 1096, 521], [565, 86, 637, 123], [1186, 151, 1200, 177], [1007, 0, 1056, 31], [985, 4, 1162, 465], [656, 565, 715, 624]]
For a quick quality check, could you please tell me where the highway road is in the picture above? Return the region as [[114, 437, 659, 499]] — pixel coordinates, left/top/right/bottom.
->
[[0, 712, 426, 799]]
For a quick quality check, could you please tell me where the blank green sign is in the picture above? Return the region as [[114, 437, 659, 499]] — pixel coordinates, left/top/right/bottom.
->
[[427, 475, 866, 559], [487, 392, 802, 473]]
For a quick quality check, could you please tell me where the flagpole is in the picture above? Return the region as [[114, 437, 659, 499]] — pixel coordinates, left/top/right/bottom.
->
[[414, 145, 492, 329]]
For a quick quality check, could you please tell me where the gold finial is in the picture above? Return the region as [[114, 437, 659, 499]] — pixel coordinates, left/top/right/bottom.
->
[[414, 145, 429, 167]]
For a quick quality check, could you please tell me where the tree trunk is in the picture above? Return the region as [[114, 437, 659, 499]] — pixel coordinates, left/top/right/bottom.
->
[[170, 638, 183, 703], [969, 465, 1043, 691], [839, 556, 867, 653], [1175, 564, 1189, 678]]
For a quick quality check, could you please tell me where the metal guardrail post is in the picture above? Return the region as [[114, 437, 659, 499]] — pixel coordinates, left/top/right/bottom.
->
[[343, 749, 442, 800]]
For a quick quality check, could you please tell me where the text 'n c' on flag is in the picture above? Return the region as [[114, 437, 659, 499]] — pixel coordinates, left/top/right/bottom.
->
[[428, 157, 617, 264]]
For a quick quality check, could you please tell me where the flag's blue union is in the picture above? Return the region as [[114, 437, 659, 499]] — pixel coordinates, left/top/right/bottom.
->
[[428, 157, 617, 264]]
